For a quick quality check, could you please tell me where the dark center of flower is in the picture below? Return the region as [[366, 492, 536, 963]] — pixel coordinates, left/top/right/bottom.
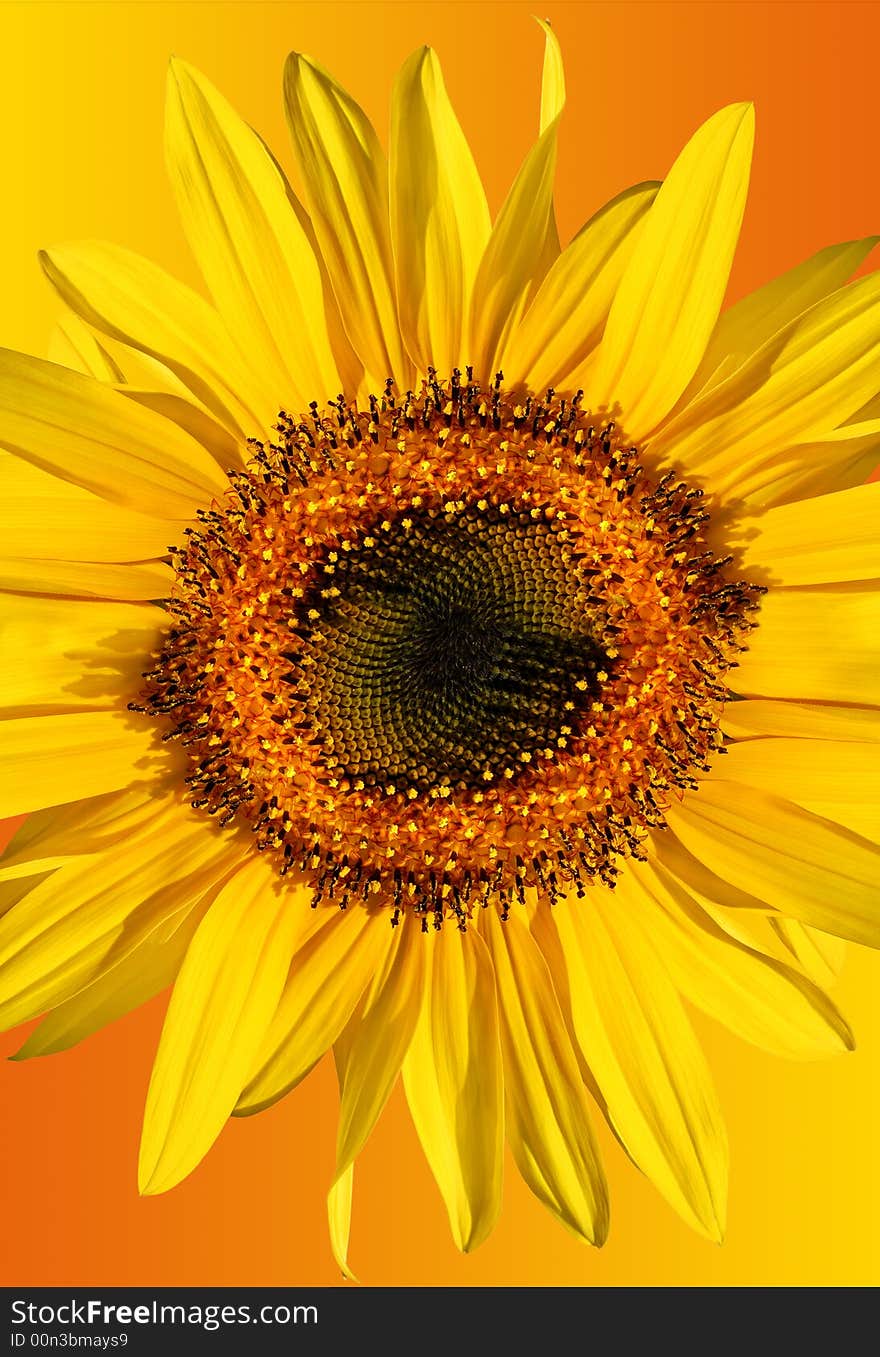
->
[[301, 504, 608, 794], [135, 372, 764, 923]]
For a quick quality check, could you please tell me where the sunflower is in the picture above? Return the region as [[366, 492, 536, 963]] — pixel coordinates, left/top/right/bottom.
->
[[1, 22, 879, 1275]]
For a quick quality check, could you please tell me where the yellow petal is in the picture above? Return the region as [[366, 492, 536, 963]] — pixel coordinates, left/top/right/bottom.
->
[[47, 314, 123, 382], [283, 53, 410, 389], [0, 596, 163, 714], [533, 17, 564, 279], [139, 856, 301, 1194], [333, 911, 425, 1174], [15, 878, 213, 1058], [707, 738, 880, 806], [0, 454, 180, 563], [0, 557, 172, 601], [63, 328, 219, 421], [42, 241, 271, 436], [120, 390, 243, 472], [651, 825, 838, 975], [739, 418, 880, 508], [327, 1164, 356, 1281], [722, 732, 880, 847], [500, 182, 659, 392], [668, 781, 880, 946], [850, 389, 880, 421], [0, 872, 51, 923], [0, 711, 160, 817], [802, 803, 879, 846], [480, 907, 608, 1246], [737, 482, 880, 585], [734, 586, 879, 704], [538, 17, 565, 133], [0, 797, 239, 1029], [590, 103, 754, 437], [166, 59, 349, 410], [0, 350, 225, 518], [0, 785, 159, 881], [650, 271, 880, 484], [633, 862, 853, 1058], [770, 918, 847, 989], [651, 825, 775, 914], [109, 343, 203, 399], [468, 23, 566, 379], [723, 700, 880, 743], [390, 48, 490, 376], [687, 236, 879, 400], [56, 327, 203, 411], [532, 888, 727, 1240], [235, 903, 389, 1116], [402, 925, 503, 1252], [326, 912, 425, 1278]]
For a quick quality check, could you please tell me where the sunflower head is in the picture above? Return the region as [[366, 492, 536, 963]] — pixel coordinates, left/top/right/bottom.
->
[[136, 371, 764, 921]]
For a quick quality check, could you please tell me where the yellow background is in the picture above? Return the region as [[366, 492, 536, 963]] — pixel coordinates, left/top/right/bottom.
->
[[1, 0, 878, 1286]]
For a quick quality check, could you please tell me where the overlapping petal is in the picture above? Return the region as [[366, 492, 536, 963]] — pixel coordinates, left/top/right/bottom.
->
[[481, 908, 608, 1246], [41, 241, 271, 436], [533, 885, 728, 1240], [0, 454, 180, 563], [770, 919, 848, 988], [390, 47, 490, 376], [0, 786, 159, 882], [736, 482, 880, 584], [0, 350, 225, 517], [0, 711, 160, 818], [327, 914, 425, 1275], [402, 926, 503, 1252], [668, 782, 880, 946], [167, 59, 352, 411], [706, 738, 880, 807], [0, 596, 165, 715], [687, 236, 878, 399], [651, 272, 880, 485], [734, 586, 879, 704], [590, 102, 754, 437], [47, 314, 122, 383], [236, 903, 390, 1116], [469, 21, 566, 379], [283, 52, 410, 389], [139, 856, 300, 1195], [722, 699, 880, 743], [15, 873, 217, 1059], [0, 796, 241, 1029], [630, 863, 853, 1058], [0, 558, 172, 601], [741, 418, 880, 507], [499, 182, 659, 392], [711, 740, 880, 847]]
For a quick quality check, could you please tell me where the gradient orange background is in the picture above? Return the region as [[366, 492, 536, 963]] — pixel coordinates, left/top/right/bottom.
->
[[1, 0, 879, 1288]]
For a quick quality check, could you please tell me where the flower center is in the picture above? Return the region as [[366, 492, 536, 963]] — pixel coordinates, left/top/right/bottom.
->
[[136, 373, 763, 922], [305, 502, 608, 794]]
